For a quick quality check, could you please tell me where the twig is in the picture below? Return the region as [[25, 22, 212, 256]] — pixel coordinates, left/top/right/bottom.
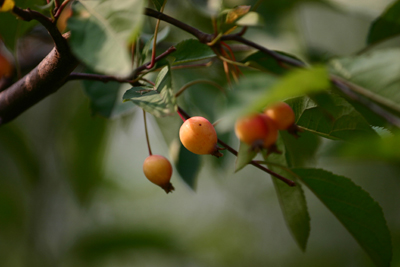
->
[[144, 8, 211, 43], [12, 6, 68, 52], [331, 78, 400, 128]]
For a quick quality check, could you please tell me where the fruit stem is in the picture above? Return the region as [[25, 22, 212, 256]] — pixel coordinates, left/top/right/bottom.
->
[[177, 108, 186, 122], [143, 110, 152, 156], [146, 1, 167, 70]]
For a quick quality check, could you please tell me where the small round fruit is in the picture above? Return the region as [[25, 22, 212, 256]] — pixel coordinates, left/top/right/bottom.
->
[[143, 155, 174, 193], [264, 102, 295, 130], [179, 116, 218, 155], [261, 114, 279, 148], [235, 113, 270, 146], [0, 52, 13, 79]]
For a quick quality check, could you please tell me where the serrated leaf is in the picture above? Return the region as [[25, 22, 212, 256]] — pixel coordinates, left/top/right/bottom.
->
[[330, 48, 400, 118], [150, 0, 165, 11], [287, 94, 378, 141], [293, 168, 392, 267], [263, 136, 310, 251], [68, 0, 144, 76], [169, 39, 215, 65], [123, 65, 176, 117], [236, 12, 264, 27], [83, 80, 135, 118], [225, 5, 251, 24], [235, 141, 258, 172], [243, 51, 304, 75], [367, 0, 400, 45]]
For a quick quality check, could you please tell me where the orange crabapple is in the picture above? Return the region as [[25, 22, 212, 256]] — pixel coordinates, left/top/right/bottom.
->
[[143, 155, 174, 193], [264, 102, 295, 130], [235, 113, 278, 148], [179, 116, 221, 156]]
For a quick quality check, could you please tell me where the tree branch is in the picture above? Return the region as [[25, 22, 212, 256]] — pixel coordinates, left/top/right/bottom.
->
[[0, 36, 78, 125], [144, 8, 212, 43]]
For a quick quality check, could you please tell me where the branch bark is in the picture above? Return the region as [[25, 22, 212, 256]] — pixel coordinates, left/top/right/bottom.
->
[[0, 39, 78, 125]]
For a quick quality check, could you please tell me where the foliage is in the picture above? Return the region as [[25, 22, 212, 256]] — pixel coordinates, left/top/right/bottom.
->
[[1, 0, 400, 266]]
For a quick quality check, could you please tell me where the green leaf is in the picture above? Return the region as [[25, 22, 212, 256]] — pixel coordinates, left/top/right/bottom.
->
[[287, 94, 378, 141], [367, 0, 400, 45], [150, 0, 165, 11], [68, 0, 144, 76], [174, 142, 201, 189], [123, 65, 176, 117], [217, 67, 330, 132], [330, 48, 400, 118], [249, 66, 330, 112], [83, 80, 135, 118], [235, 141, 257, 172], [263, 136, 310, 251], [169, 39, 215, 65], [280, 130, 320, 168], [243, 51, 304, 75], [293, 168, 392, 267]]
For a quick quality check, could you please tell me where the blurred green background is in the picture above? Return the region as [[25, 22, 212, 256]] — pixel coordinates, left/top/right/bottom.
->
[[1, 0, 400, 266]]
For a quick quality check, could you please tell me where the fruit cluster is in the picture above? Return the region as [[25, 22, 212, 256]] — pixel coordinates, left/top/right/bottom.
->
[[142, 102, 296, 193], [235, 101, 296, 149]]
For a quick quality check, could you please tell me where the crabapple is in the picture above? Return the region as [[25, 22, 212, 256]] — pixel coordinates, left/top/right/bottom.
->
[[261, 114, 279, 148], [235, 113, 278, 148], [264, 102, 295, 130], [179, 116, 219, 155], [143, 155, 174, 193]]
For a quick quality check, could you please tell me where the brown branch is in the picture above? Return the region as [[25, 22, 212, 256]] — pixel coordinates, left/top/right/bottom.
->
[[0, 37, 78, 125], [12, 6, 68, 52], [144, 8, 212, 43]]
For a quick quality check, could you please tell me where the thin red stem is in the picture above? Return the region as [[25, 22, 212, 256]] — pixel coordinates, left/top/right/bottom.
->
[[143, 110, 152, 156]]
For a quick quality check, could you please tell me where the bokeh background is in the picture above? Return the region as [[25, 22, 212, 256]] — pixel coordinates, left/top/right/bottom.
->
[[1, 0, 399, 266]]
